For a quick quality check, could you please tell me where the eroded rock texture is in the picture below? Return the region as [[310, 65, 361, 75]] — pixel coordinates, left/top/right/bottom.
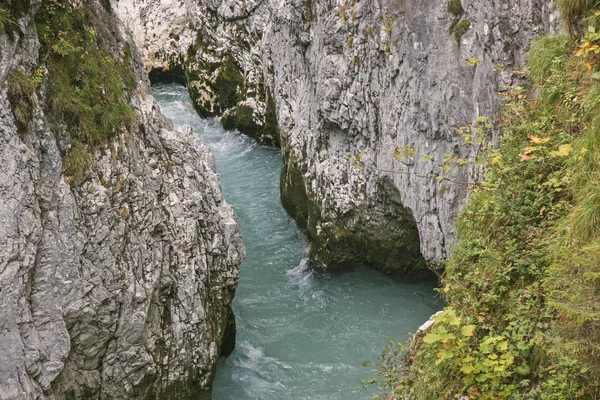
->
[[115, 0, 279, 145], [264, 0, 559, 275], [116, 0, 559, 276], [0, 1, 244, 398]]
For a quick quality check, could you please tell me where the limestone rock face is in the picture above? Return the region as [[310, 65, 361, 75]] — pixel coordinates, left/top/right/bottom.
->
[[263, 0, 559, 273], [115, 0, 279, 145], [0, 1, 244, 399]]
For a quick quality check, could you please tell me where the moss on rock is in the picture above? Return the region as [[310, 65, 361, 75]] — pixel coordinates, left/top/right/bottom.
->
[[221, 104, 257, 134], [184, 42, 280, 146], [280, 149, 429, 278], [5, 68, 37, 134]]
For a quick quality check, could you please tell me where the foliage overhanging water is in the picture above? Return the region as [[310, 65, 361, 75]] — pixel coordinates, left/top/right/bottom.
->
[[153, 84, 441, 400]]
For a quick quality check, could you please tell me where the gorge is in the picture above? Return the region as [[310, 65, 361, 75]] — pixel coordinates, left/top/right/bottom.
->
[[153, 83, 439, 399], [2, 0, 600, 398]]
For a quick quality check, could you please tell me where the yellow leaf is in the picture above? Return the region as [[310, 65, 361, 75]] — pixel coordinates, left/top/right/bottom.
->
[[490, 153, 503, 165], [460, 363, 475, 374], [497, 340, 509, 352], [437, 348, 454, 362], [523, 146, 539, 154], [586, 63, 593, 71], [520, 153, 533, 162], [461, 324, 476, 337], [558, 143, 573, 157], [528, 135, 550, 144]]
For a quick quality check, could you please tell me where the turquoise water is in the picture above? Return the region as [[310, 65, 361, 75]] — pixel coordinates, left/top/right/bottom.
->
[[153, 84, 441, 400]]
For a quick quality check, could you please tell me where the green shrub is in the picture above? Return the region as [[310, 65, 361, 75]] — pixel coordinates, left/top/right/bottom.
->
[[373, 30, 600, 399], [452, 18, 470, 42]]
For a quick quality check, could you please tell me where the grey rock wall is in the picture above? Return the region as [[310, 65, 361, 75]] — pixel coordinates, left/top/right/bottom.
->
[[0, 1, 244, 399], [263, 0, 559, 273], [115, 0, 279, 145]]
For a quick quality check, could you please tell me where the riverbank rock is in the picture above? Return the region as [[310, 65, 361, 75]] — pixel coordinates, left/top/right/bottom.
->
[[0, 1, 244, 398], [263, 0, 560, 275], [115, 0, 279, 145]]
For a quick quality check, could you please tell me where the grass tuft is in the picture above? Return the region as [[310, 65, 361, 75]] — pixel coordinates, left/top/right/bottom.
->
[[35, 0, 137, 185], [527, 36, 570, 86], [452, 19, 470, 42], [5, 68, 37, 134], [446, 0, 463, 17], [557, 0, 600, 36]]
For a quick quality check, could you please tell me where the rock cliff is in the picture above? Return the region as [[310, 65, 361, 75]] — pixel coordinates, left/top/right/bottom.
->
[[0, 1, 244, 399], [115, 0, 279, 145], [264, 0, 559, 275], [116, 0, 559, 276]]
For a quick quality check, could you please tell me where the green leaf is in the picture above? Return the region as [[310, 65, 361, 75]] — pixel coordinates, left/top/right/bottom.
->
[[496, 340, 509, 352], [480, 338, 495, 354], [549, 143, 573, 158], [421, 153, 434, 162], [516, 364, 531, 375], [460, 363, 475, 374], [437, 348, 454, 362], [475, 156, 487, 166], [423, 332, 442, 344], [443, 308, 462, 326], [476, 116, 490, 125]]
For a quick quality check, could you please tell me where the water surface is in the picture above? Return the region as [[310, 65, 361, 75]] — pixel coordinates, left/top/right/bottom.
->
[[153, 84, 441, 400]]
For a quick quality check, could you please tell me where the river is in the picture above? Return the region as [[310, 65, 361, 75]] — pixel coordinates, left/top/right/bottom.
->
[[153, 84, 441, 400]]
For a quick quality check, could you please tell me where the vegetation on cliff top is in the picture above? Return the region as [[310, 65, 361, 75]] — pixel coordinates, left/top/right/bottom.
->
[[369, 4, 600, 400], [22, 1, 136, 184]]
